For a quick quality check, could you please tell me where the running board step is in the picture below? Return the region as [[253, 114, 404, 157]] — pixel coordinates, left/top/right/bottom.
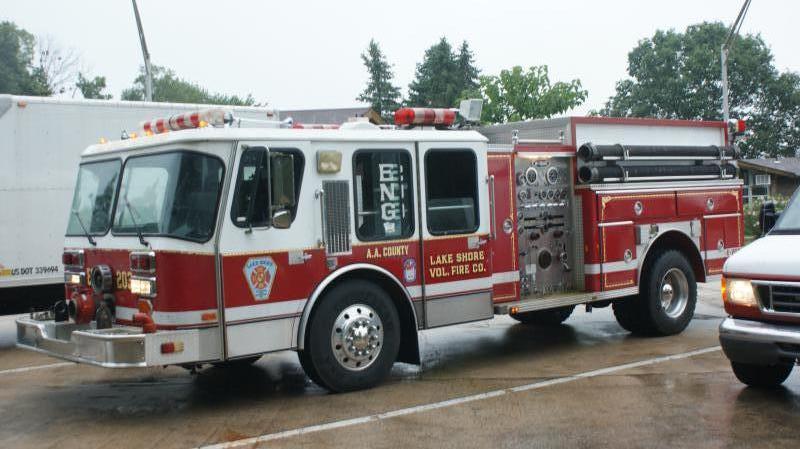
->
[[494, 287, 638, 314]]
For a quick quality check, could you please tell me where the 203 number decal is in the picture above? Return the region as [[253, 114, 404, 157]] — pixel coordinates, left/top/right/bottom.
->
[[115, 271, 132, 290]]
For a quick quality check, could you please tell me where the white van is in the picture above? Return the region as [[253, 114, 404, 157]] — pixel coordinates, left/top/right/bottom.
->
[[720, 189, 800, 387]]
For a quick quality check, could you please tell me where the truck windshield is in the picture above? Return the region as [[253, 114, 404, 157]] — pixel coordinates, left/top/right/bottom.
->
[[772, 188, 800, 234], [66, 160, 121, 236], [112, 151, 224, 242]]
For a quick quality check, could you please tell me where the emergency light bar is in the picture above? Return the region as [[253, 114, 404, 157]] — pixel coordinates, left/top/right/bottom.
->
[[394, 108, 457, 127], [141, 108, 232, 135]]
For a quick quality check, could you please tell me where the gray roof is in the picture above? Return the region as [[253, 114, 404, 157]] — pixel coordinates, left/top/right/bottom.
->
[[281, 107, 378, 125], [739, 157, 800, 178]]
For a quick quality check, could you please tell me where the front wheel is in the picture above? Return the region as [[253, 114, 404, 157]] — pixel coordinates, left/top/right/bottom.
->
[[731, 361, 794, 388], [304, 280, 400, 392]]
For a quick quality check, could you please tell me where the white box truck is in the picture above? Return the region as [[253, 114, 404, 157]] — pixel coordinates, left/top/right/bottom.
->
[[0, 95, 278, 312]]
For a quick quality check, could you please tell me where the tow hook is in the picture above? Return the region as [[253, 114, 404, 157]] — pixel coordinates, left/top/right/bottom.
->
[[133, 313, 156, 333]]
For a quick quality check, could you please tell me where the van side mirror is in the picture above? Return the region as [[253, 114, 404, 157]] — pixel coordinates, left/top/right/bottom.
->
[[759, 201, 779, 235], [272, 209, 291, 229]]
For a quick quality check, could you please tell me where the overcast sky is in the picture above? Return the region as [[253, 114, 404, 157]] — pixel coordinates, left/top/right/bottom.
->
[[4, 1, 798, 115]]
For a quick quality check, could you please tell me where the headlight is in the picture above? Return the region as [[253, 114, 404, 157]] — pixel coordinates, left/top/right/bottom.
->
[[723, 277, 758, 308], [64, 272, 85, 286], [130, 277, 157, 297]]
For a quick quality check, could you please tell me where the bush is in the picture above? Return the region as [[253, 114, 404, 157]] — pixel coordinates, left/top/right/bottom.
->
[[744, 196, 789, 239]]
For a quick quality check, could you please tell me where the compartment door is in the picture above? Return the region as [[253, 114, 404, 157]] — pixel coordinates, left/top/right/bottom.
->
[[703, 213, 743, 275], [487, 153, 518, 303], [599, 221, 637, 291]]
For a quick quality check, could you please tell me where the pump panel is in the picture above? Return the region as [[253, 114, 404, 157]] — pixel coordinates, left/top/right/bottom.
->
[[515, 155, 575, 297]]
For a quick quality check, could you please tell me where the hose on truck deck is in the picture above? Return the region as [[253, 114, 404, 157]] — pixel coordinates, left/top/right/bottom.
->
[[578, 143, 738, 161], [578, 163, 737, 184]]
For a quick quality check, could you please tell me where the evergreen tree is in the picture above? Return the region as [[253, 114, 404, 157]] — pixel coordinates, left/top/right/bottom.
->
[[356, 39, 401, 122], [407, 37, 462, 107], [456, 40, 479, 95]]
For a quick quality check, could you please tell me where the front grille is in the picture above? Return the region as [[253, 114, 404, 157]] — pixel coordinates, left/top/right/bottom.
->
[[756, 284, 800, 313]]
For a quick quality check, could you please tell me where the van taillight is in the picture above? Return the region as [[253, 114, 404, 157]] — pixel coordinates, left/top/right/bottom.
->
[[130, 251, 156, 273]]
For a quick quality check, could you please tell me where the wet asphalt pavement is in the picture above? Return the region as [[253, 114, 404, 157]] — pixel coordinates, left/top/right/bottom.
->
[[1, 280, 798, 449]]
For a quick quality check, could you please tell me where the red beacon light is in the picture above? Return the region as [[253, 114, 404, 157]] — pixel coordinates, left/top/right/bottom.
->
[[394, 107, 457, 128], [141, 108, 232, 135]]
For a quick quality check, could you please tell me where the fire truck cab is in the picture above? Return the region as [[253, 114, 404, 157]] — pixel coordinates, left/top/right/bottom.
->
[[17, 107, 743, 392]]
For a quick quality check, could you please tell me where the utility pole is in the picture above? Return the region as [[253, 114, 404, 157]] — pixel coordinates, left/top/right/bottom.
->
[[132, 0, 153, 102], [721, 0, 752, 124]]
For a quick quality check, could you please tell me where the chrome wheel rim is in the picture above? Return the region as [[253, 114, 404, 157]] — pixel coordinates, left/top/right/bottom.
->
[[331, 304, 383, 371], [660, 268, 689, 319]]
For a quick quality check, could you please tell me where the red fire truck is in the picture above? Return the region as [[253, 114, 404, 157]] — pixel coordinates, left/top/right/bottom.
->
[[17, 105, 744, 391]]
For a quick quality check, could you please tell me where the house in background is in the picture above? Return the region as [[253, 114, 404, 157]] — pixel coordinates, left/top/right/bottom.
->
[[280, 107, 383, 126], [738, 157, 800, 203]]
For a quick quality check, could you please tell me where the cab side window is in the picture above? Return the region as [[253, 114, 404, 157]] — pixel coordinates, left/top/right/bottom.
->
[[425, 149, 479, 235], [231, 147, 304, 228], [353, 150, 414, 240]]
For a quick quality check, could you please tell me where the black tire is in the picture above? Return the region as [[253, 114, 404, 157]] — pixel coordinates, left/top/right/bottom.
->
[[304, 280, 400, 392], [616, 250, 697, 336], [612, 296, 645, 333], [511, 305, 575, 325], [297, 348, 324, 387], [731, 361, 793, 388]]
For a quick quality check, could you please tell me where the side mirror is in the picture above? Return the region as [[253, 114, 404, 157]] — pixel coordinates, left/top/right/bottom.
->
[[272, 209, 291, 229], [759, 201, 779, 235]]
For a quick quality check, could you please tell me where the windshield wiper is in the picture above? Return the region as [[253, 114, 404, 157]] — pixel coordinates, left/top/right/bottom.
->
[[123, 197, 150, 247], [71, 210, 97, 246]]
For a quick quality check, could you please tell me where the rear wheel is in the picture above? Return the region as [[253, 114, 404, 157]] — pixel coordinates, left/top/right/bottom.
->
[[615, 250, 696, 336], [304, 280, 400, 392], [731, 361, 794, 388], [510, 305, 575, 325]]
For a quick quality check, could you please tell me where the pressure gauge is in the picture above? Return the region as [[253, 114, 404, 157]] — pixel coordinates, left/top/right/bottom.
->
[[525, 167, 538, 185], [546, 167, 560, 185]]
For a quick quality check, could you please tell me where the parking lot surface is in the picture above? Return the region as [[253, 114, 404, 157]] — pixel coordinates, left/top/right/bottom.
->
[[1, 280, 798, 449]]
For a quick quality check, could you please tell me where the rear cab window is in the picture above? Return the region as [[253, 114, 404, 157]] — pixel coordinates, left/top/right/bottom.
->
[[425, 149, 479, 235]]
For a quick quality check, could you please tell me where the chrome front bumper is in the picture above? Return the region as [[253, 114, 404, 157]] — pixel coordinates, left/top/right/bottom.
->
[[16, 316, 215, 368], [719, 317, 800, 365]]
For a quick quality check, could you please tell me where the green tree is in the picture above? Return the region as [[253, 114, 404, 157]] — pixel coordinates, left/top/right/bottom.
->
[[468, 65, 587, 124], [0, 21, 49, 95], [456, 40, 479, 96], [599, 22, 800, 158], [122, 65, 256, 106], [356, 39, 401, 122], [407, 37, 463, 107], [76, 73, 112, 100]]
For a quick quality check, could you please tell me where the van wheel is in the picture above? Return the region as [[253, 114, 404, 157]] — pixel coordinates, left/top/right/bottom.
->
[[511, 305, 575, 325], [621, 250, 696, 336], [731, 361, 793, 388], [304, 280, 400, 392]]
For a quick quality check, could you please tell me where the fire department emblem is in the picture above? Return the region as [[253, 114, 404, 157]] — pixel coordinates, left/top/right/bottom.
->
[[403, 258, 417, 283], [243, 256, 277, 301]]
